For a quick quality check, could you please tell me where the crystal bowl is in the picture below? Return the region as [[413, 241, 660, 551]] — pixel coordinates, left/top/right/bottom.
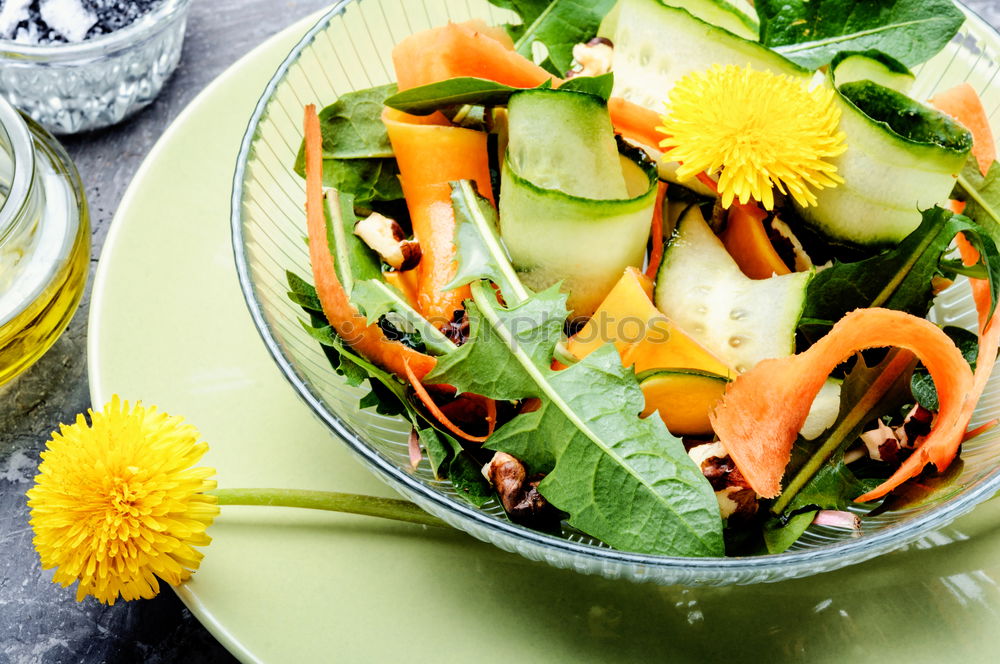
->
[[232, 0, 1000, 586], [0, 0, 191, 134]]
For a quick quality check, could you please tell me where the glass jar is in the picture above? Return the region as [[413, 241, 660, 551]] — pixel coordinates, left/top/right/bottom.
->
[[0, 95, 89, 385], [0, 0, 192, 134]]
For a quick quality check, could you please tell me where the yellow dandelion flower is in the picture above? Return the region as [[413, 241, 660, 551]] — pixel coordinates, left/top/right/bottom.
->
[[657, 64, 848, 210], [26, 396, 219, 605]]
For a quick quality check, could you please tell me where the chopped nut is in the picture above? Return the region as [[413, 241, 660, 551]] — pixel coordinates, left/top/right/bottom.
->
[[353, 212, 422, 270], [860, 419, 899, 462], [687, 442, 758, 520], [567, 37, 614, 78], [770, 217, 814, 272], [484, 452, 557, 526]]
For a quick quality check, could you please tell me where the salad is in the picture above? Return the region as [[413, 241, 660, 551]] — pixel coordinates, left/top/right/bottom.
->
[[287, 0, 1000, 557]]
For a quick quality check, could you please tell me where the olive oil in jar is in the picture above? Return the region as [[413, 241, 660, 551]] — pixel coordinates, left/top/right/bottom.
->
[[0, 99, 90, 386]]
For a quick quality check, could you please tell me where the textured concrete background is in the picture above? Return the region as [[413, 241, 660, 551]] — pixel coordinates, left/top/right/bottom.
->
[[1, 0, 999, 661]]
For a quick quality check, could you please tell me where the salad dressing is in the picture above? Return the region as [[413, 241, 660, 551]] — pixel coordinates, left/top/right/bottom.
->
[[0, 99, 89, 386]]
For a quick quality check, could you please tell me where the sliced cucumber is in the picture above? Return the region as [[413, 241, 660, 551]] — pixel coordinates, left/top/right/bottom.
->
[[831, 50, 914, 94], [600, 0, 974, 246], [654, 207, 811, 373], [598, 0, 806, 112], [507, 89, 626, 200], [662, 0, 758, 40], [798, 81, 973, 245], [500, 88, 658, 320]]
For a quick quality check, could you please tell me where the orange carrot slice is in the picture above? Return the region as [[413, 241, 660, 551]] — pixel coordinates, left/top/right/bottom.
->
[[608, 97, 666, 150], [304, 105, 436, 381], [404, 359, 490, 443], [393, 21, 552, 91], [852, 233, 1000, 501], [644, 182, 668, 279], [711, 308, 974, 499], [383, 108, 494, 330], [949, 199, 967, 215], [720, 203, 791, 279], [391, 22, 663, 155], [930, 83, 997, 177]]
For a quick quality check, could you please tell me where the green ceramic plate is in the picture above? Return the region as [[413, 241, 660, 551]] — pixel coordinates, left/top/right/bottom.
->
[[91, 9, 1000, 664]]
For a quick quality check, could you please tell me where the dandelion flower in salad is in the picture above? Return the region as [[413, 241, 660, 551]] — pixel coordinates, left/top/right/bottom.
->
[[657, 64, 847, 210]]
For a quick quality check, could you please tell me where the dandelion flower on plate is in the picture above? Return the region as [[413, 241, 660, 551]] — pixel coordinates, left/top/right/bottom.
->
[[657, 64, 848, 210], [26, 396, 219, 605]]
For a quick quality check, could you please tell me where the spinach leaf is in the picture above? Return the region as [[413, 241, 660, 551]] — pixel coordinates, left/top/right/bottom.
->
[[803, 207, 1000, 325], [307, 84, 396, 159], [385, 78, 523, 115], [294, 155, 403, 205], [955, 159, 1000, 244], [910, 326, 979, 411], [487, 0, 618, 75], [553, 72, 614, 99], [292, 85, 403, 204], [383, 74, 613, 116], [762, 511, 815, 555], [757, 0, 966, 69]]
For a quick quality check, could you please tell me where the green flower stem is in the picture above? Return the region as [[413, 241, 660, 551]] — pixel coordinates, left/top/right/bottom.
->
[[209, 488, 448, 528]]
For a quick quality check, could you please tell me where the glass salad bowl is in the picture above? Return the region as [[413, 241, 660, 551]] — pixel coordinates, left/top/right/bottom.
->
[[232, 0, 1000, 586]]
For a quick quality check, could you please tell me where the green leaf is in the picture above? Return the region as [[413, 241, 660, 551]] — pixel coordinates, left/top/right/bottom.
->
[[301, 84, 397, 160], [803, 207, 1000, 324], [762, 511, 816, 555], [384, 74, 614, 116], [385, 78, 523, 115], [446, 180, 532, 303], [773, 350, 916, 515], [911, 326, 979, 411], [487, 0, 619, 75], [286, 270, 323, 313], [955, 159, 1000, 244], [416, 427, 494, 507], [309, 158, 404, 205], [758, 0, 966, 69], [291, 85, 403, 205], [786, 456, 880, 514], [321, 190, 382, 295], [552, 72, 614, 100], [350, 279, 457, 356], [431, 281, 724, 556], [427, 284, 568, 400]]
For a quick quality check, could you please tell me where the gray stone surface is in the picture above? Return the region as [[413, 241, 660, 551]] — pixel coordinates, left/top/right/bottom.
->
[[1, 0, 999, 661]]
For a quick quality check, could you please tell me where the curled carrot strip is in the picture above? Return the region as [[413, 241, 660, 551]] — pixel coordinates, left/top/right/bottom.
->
[[304, 106, 436, 380], [644, 182, 668, 279], [711, 308, 974, 499], [404, 359, 490, 443]]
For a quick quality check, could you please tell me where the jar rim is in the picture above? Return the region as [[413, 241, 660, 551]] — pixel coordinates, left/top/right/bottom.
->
[[0, 95, 34, 246], [0, 0, 190, 61]]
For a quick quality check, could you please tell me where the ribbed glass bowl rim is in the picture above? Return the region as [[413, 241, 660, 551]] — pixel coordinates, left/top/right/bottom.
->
[[0, 0, 190, 61], [231, 0, 1000, 581], [0, 94, 34, 246]]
